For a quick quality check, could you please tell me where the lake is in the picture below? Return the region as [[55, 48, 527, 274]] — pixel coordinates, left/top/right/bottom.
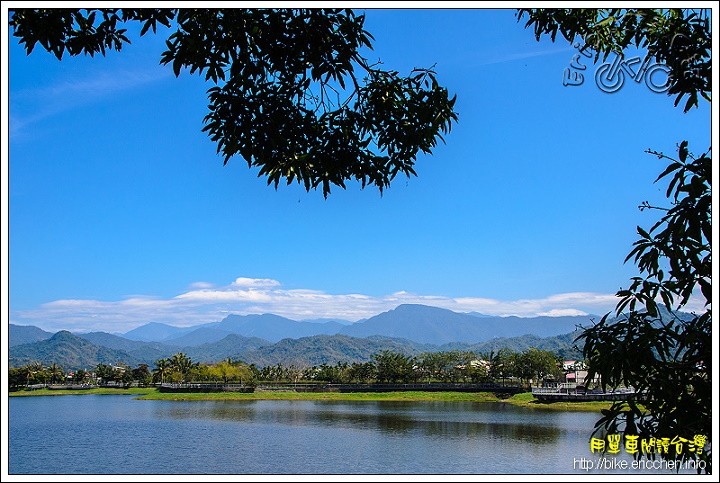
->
[[8, 395, 701, 475]]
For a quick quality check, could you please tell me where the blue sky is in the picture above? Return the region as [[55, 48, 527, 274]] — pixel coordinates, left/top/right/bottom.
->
[[3, 7, 714, 334]]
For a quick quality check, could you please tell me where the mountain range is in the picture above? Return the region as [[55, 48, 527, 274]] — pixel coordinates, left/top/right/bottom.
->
[[114, 303, 594, 345], [9, 303, 596, 370]]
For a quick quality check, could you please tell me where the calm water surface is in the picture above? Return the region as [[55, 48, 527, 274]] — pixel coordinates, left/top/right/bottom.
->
[[8, 395, 697, 475]]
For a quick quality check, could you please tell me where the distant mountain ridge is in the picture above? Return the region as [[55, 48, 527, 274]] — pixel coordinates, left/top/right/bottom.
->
[[337, 304, 590, 344], [117, 303, 596, 345], [122, 322, 202, 342], [120, 314, 351, 345], [9, 324, 54, 346], [213, 313, 347, 341]]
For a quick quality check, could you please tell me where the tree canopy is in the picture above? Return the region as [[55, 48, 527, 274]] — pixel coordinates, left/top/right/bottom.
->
[[9, 8, 458, 197], [518, 8, 711, 472], [517, 8, 711, 112]]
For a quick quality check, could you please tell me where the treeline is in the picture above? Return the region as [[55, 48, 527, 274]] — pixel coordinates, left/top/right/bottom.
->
[[9, 347, 567, 390], [8, 361, 153, 389], [260, 347, 564, 385]]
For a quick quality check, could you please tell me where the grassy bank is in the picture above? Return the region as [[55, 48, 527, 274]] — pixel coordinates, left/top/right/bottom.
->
[[136, 389, 503, 403], [10, 387, 611, 411], [503, 391, 613, 412], [9, 387, 153, 397]]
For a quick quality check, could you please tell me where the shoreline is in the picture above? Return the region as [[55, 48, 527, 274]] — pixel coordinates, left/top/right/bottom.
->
[[9, 387, 612, 412]]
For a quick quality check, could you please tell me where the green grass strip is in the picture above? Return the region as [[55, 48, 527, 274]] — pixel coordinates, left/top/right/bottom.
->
[[11, 387, 612, 411]]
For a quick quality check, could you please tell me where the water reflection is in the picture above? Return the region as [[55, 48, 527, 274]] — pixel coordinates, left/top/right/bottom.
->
[[153, 400, 564, 443]]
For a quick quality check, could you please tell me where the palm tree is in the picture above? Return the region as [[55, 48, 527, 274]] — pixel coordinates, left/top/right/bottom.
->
[[153, 358, 170, 385], [170, 353, 197, 383], [74, 368, 88, 384], [48, 363, 64, 385], [24, 361, 44, 386]]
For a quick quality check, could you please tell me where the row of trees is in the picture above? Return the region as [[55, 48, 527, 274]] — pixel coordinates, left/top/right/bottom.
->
[[152, 353, 254, 385], [7, 354, 252, 390], [7, 361, 153, 390], [8, 362, 69, 389], [246, 348, 563, 386], [9, 347, 566, 390]]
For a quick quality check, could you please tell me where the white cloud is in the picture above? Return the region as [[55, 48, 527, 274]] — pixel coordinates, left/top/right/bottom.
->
[[231, 277, 281, 288], [9, 276, 632, 334], [10, 67, 172, 139]]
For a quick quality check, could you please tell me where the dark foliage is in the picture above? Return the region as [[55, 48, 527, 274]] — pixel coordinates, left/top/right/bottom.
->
[[9, 8, 458, 197]]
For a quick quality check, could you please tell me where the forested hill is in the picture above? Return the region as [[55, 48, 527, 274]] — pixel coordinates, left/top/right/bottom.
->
[[9, 326, 583, 371], [9, 331, 144, 370]]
